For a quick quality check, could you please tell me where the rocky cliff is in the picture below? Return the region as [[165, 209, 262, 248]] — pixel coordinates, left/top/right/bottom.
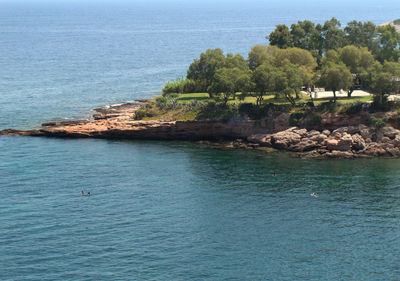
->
[[2, 102, 400, 158]]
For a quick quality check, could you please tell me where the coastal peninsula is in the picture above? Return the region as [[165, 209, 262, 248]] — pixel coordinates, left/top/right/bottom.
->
[[3, 18, 400, 159]]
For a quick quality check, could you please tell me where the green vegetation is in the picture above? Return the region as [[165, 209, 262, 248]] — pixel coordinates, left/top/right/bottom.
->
[[150, 18, 400, 123], [369, 116, 388, 129], [134, 93, 375, 122]]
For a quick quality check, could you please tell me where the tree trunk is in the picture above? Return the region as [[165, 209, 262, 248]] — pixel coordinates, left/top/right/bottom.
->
[[224, 96, 229, 105], [284, 91, 296, 106], [307, 89, 315, 106], [256, 94, 264, 106], [347, 88, 353, 97]]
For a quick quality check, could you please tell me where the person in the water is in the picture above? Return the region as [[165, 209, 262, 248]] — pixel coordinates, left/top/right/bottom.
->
[[80, 190, 84, 195], [311, 192, 318, 198], [87, 192, 91, 196]]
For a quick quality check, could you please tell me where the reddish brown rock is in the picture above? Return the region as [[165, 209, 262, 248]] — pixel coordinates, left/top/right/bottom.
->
[[351, 134, 366, 151], [381, 126, 400, 139], [270, 129, 302, 150], [326, 150, 354, 159], [322, 129, 331, 136], [326, 139, 339, 150], [394, 135, 400, 147], [247, 134, 272, 146]]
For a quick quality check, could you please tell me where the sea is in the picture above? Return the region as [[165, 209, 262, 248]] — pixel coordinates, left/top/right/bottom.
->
[[1, 0, 400, 280]]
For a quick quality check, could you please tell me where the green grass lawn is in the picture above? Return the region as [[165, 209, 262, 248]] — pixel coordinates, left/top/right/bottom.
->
[[175, 92, 373, 105], [137, 93, 374, 122]]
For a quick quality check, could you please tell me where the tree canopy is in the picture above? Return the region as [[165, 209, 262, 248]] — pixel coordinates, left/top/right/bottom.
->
[[160, 18, 400, 107]]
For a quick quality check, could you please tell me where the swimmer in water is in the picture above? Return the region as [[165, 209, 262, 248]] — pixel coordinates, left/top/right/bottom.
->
[[272, 172, 276, 177], [80, 190, 84, 195], [311, 192, 318, 198], [87, 192, 91, 196]]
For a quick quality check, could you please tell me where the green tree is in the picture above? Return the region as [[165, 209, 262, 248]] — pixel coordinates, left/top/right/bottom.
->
[[376, 25, 400, 62], [268, 24, 292, 48], [344, 21, 377, 50], [224, 53, 249, 71], [370, 61, 400, 103], [318, 62, 353, 103], [273, 69, 290, 103], [251, 63, 277, 105], [282, 64, 305, 100], [290, 20, 317, 50], [248, 45, 269, 70], [269, 47, 317, 70], [208, 67, 251, 104], [322, 18, 346, 51], [187, 48, 225, 91], [338, 45, 375, 95], [320, 49, 340, 65]]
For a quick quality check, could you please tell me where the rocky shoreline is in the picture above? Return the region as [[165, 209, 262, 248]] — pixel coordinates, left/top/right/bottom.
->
[[2, 101, 400, 159], [242, 125, 400, 159]]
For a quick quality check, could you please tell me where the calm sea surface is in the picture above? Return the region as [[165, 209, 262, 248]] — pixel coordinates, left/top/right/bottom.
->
[[1, 1, 400, 280]]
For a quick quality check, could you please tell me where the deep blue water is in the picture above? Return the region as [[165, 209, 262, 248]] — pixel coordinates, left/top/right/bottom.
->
[[1, 1, 400, 280]]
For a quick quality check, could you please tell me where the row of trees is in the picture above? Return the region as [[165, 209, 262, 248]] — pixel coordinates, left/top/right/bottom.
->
[[268, 18, 400, 64], [163, 19, 400, 105]]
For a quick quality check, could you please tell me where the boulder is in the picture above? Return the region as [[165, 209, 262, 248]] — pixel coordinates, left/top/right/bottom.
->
[[386, 147, 400, 157], [326, 150, 354, 159], [332, 131, 342, 139], [247, 134, 272, 147], [394, 135, 400, 147], [270, 129, 302, 150], [310, 134, 327, 144], [332, 127, 348, 135], [347, 125, 360, 135], [364, 144, 389, 157], [292, 128, 308, 137], [326, 139, 339, 150], [306, 130, 320, 138], [325, 133, 352, 151], [351, 134, 366, 151], [381, 126, 400, 139], [322, 129, 331, 136], [360, 128, 372, 140], [299, 140, 320, 152], [338, 133, 353, 150], [289, 139, 319, 152]]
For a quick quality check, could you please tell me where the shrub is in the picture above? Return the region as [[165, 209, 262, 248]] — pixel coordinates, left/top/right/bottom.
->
[[196, 102, 238, 121], [369, 116, 387, 129], [238, 103, 271, 119], [342, 102, 363, 115], [155, 95, 180, 110], [162, 78, 201, 95], [155, 97, 168, 109], [289, 112, 306, 126], [186, 100, 207, 111], [315, 101, 338, 113], [134, 107, 157, 120]]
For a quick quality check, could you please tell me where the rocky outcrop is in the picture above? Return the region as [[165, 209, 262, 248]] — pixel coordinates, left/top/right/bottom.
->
[[246, 125, 400, 158], [3, 101, 400, 159]]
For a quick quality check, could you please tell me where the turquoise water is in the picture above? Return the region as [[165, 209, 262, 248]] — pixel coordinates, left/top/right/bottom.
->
[[1, 1, 400, 280]]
